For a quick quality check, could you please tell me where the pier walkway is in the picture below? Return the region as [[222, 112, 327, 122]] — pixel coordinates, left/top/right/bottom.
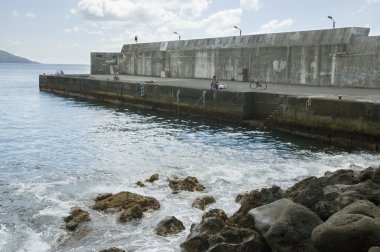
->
[[87, 74, 380, 103]]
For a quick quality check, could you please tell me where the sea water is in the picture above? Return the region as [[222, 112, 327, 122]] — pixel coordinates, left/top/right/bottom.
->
[[0, 63, 379, 252]]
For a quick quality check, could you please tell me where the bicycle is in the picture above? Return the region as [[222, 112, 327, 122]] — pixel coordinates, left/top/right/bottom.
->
[[250, 80, 267, 90]]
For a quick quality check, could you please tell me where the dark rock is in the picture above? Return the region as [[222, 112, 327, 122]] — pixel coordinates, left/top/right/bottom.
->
[[192, 195, 216, 210], [146, 173, 159, 183], [92, 191, 160, 213], [202, 209, 228, 223], [372, 167, 380, 184], [357, 166, 376, 182], [285, 169, 380, 220], [311, 200, 380, 252], [228, 185, 283, 228], [168, 176, 205, 192], [63, 208, 91, 231], [155, 216, 185, 236], [118, 205, 143, 223], [136, 181, 145, 187], [249, 198, 322, 252], [99, 248, 125, 252], [181, 216, 265, 252], [324, 169, 359, 185]]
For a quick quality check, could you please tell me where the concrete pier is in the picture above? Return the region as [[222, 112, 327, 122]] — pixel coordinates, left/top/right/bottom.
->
[[39, 74, 380, 152]]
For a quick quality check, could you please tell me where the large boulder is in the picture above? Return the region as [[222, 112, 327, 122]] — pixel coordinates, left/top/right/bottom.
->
[[249, 198, 322, 252], [168, 176, 205, 193], [192, 195, 216, 210], [155, 216, 185, 236], [92, 191, 160, 213], [98, 248, 125, 252], [63, 208, 91, 231], [118, 205, 144, 223], [311, 200, 380, 252], [228, 185, 283, 228]]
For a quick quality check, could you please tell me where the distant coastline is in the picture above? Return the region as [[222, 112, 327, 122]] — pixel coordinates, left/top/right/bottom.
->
[[0, 50, 39, 64]]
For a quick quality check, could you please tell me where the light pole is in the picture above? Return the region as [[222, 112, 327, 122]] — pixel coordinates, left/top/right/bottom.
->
[[234, 25, 241, 36], [328, 16, 335, 29], [173, 31, 181, 40]]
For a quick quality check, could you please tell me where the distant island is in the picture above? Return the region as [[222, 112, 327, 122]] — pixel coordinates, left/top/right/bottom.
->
[[0, 50, 39, 63]]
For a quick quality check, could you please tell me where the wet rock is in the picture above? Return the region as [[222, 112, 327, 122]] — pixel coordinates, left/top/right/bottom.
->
[[228, 185, 283, 228], [99, 248, 125, 252], [118, 205, 144, 223], [146, 173, 159, 183], [63, 208, 91, 231], [369, 247, 380, 252], [249, 198, 322, 252], [136, 181, 145, 187], [168, 176, 205, 193], [155, 216, 185, 236], [92, 191, 160, 213], [192, 195, 216, 210], [324, 169, 359, 185], [202, 209, 228, 223], [311, 200, 380, 252], [95, 193, 113, 201]]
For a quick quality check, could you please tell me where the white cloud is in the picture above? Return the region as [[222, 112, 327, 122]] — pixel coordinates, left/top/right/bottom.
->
[[258, 18, 294, 33], [6, 40, 22, 46], [367, 0, 380, 3], [240, 0, 263, 10], [25, 11, 36, 18], [12, 10, 19, 16]]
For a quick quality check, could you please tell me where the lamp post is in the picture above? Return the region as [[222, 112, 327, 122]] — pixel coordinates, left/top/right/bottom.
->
[[173, 32, 181, 40], [234, 25, 241, 36], [327, 16, 335, 29]]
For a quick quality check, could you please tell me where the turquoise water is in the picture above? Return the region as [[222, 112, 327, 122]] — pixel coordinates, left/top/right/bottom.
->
[[0, 63, 379, 252]]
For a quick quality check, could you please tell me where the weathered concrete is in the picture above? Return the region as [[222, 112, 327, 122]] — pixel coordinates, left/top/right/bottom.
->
[[91, 27, 380, 89], [39, 74, 380, 151]]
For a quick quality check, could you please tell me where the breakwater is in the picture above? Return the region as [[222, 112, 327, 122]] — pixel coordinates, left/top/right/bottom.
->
[[39, 75, 380, 151]]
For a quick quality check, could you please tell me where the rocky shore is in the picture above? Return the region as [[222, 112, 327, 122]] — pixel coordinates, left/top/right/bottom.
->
[[59, 166, 380, 252]]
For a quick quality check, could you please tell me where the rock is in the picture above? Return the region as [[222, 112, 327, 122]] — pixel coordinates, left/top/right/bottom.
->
[[181, 216, 265, 252], [202, 209, 228, 223], [228, 185, 283, 228], [372, 167, 380, 184], [155, 216, 185, 236], [136, 181, 145, 187], [285, 170, 380, 220], [95, 193, 113, 201], [249, 198, 322, 252], [324, 169, 359, 185], [168, 176, 205, 193], [63, 208, 91, 231], [311, 200, 380, 252], [92, 191, 160, 213], [369, 247, 380, 252], [192, 195, 216, 210], [146, 173, 159, 183], [357, 166, 376, 182], [118, 205, 144, 223], [99, 248, 125, 252]]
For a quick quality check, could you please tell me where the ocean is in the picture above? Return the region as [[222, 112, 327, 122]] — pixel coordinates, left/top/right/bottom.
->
[[0, 63, 379, 252]]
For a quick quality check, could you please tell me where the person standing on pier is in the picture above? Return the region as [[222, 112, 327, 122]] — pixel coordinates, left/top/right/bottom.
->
[[211, 75, 219, 90]]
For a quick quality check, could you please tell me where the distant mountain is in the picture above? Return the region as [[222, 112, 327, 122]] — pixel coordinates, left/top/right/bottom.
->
[[0, 50, 39, 63]]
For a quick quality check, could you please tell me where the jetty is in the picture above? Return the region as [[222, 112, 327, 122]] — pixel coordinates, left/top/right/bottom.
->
[[39, 27, 380, 151]]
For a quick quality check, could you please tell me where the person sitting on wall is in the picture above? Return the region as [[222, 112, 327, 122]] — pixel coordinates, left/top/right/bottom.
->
[[211, 75, 219, 90]]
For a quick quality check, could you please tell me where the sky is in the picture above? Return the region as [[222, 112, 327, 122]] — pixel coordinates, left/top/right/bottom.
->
[[1, 0, 379, 64]]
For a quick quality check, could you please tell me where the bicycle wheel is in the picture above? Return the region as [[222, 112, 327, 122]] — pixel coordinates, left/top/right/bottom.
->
[[249, 82, 257, 89], [261, 82, 267, 90]]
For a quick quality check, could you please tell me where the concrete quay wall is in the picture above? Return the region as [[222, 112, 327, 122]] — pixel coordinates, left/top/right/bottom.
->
[[39, 75, 380, 151], [91, 27, 380, 89]]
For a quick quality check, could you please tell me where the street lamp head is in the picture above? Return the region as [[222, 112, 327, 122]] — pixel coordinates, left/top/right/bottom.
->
[[234, 25, 238, 29], [174, 32, 178, 35], [328, 16, 333, 20]]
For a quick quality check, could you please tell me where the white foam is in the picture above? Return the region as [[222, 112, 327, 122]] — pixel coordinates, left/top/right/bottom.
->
[[15, 227, 51, 252]]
